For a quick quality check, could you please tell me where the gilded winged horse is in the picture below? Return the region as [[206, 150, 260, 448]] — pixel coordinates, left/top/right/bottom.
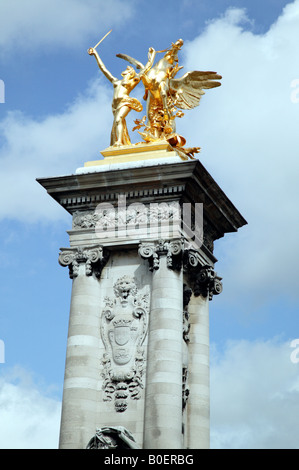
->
[[116, 39, 222, 157]]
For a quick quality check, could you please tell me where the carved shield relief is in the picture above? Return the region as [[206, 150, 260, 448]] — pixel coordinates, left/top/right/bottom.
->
[[100, 276, 149, 412]]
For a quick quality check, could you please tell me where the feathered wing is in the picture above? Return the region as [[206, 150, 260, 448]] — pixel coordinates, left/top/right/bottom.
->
[[116, 53, 145, 70], [169, 70, 222, 110]]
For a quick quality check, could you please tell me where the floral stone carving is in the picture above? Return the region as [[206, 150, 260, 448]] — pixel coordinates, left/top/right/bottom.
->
[[100, 275, 149, 412]]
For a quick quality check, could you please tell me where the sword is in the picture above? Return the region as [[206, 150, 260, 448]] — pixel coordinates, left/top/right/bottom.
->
[[93, 29, 112, 49]]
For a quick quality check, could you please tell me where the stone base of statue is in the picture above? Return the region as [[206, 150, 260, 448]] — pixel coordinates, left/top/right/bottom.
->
[[37, 143, 246, 449]]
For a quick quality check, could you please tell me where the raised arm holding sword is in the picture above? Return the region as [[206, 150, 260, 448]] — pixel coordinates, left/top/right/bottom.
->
[[88, 30, 156, 147]]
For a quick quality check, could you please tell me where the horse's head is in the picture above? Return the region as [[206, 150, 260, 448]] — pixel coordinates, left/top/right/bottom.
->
[[164, 39, 184, 64]]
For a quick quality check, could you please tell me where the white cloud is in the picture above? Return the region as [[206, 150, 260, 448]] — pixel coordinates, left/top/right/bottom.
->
[[0, 367, 61, 449], [0, 0, 135, 54], [177, 1, 299, 305], [210, 338, 299, 449], [0, 78, 112, 222]]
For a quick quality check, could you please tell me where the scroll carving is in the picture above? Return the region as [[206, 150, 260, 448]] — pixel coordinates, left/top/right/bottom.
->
[[139, 241, 222, 300], [193, 265, 223, 300], [100, 276, 149, 412], [138, 238, 184, 271], [58, 245, 109, 279]]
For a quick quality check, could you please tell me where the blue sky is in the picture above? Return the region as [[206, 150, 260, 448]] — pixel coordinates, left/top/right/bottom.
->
[[0, 0, 299, 449]]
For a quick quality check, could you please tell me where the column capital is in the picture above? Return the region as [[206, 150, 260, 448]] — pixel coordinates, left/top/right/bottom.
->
[[183, 249, 223, 300], [191, 265, 223, 300], [138, 238, 184, 272], [139, 241, 222, 300], [58, 245, 109, 279]]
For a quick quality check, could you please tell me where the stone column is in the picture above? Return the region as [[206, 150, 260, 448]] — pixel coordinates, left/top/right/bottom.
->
[[139, 240, 184, 449], [58, 245, 108, 449], [185, 263, 223, 449], [186, 293, 210, 449]]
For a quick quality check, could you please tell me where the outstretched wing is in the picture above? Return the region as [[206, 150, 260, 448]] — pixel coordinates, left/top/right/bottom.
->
[[169, 71, 222, 110], [116, 53, 145, 70]]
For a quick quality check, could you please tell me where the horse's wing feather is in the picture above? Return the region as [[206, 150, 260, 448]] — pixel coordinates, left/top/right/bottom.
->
[[170, 71, 221, 109]]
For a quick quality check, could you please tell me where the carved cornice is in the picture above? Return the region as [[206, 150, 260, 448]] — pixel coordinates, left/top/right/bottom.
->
[[37, 161, 247, 240], [58, 245, 109, 279], [59, 185, 185, 212]]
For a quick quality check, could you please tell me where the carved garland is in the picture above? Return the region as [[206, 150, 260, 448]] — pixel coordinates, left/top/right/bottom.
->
[[72, 204, 180, 230]]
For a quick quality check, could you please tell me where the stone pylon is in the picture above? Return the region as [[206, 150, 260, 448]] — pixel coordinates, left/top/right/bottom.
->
[[37, 142, 246, 449]]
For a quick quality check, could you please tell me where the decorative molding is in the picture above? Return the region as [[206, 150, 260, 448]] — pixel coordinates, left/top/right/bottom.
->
[[202, 221, 217, 253], [183, 248, 203, 271], [138, 238, 184, 271], [183, 284, 192, 344], [192, 265, 223, 300], [73, 202, 181, 230], [182, 366, 190, 411], [182, 249, 223, 300], [138, 242, 160, 271], [139, 241, 222, 300], [58, 245, 109, 279], [59, 185, 186, 211], [100, 276, 149, 412], [182, 285, 192, 412], [183, 283, 192, 307], [73, 211, 101, 229]]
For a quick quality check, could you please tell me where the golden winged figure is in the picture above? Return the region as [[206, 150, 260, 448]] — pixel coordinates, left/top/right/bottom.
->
[[117, 39, 222, 159]]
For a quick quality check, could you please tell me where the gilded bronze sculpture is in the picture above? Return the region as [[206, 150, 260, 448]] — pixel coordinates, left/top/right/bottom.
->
[[88, 32, 156, 147], [88, 33, 221, 159]]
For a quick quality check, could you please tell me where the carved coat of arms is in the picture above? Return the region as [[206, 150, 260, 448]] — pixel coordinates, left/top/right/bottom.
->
[[100, 276, 149, 412]]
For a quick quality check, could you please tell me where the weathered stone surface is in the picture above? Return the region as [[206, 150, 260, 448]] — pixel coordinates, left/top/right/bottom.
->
[[37, 155, 246, 449]]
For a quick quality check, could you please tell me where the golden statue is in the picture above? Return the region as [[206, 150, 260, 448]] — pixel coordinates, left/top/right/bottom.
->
[[118, 40, 184, 139], [88, 32, 156, 147], [88, 32, 221, 159], [117, 39, 222, 159]]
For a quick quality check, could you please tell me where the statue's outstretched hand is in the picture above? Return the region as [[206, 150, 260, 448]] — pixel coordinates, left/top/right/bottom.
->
[[88, 47, 95, 55]]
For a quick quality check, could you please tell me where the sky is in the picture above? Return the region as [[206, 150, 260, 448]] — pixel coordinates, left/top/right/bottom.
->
[[0, 0, 298, 449]]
